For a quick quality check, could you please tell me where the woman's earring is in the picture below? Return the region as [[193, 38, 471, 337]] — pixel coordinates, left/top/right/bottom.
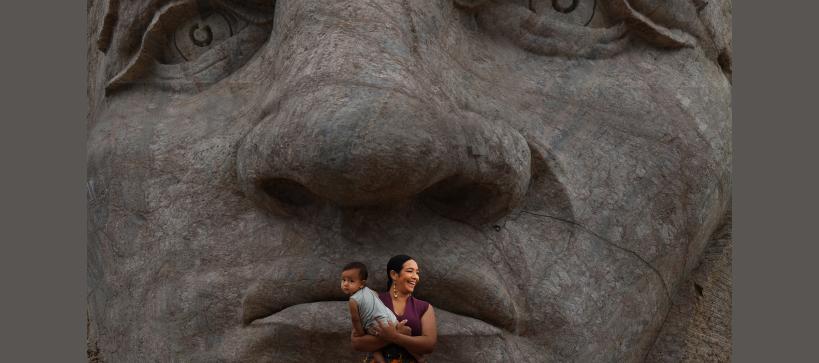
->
[[392, 283, 398, 298]]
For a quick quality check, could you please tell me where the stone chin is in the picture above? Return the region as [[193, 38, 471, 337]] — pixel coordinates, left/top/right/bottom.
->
[[87, 0, 731, 362]]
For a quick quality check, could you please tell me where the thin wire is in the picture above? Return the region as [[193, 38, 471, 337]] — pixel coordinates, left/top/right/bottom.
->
[[584, 0, 597, 26]]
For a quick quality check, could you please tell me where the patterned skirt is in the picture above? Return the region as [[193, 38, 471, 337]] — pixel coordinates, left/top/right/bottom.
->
[[363, 344, 420, 363]]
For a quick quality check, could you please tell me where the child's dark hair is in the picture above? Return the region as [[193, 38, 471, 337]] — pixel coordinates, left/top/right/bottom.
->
[[342, 261, 368, 281]]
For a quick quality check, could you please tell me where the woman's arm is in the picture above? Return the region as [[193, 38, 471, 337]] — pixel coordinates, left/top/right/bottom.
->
[[372, 306, 438, 355], [349, 300, 397, 352], [350, 329, 390, 352], [349, 298, 383, 352]]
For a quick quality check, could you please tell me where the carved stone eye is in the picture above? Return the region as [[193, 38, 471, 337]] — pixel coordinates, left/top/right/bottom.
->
[[189, 24, 214, 47], [529, 0, 602, 27], [551, 0, 579, 13], [105, 1, 274, 95], [165, 11, 236, 64]]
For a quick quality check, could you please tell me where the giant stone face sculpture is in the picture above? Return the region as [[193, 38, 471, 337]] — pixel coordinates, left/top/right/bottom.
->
[[87, 0, 732, 361]]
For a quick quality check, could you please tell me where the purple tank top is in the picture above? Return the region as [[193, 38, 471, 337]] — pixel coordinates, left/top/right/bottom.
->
[[378, 291, 430, 336]]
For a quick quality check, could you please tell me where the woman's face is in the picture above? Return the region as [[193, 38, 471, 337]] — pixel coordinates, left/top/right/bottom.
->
[[88, 0, 731, 361], [391, 260, 421, 295]]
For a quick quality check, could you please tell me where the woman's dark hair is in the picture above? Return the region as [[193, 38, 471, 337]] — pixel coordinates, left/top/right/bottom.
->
[[386, 254, 414, 290]]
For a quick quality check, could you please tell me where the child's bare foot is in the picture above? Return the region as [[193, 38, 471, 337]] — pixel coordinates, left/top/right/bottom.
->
[[372, 351, 387, 363]]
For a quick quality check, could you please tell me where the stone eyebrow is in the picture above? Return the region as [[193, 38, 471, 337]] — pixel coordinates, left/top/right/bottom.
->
[[97, 0, 120, 53], [99, 0, 170, 55], [104, 0, 197, 93], [212, 0, 277, 24]]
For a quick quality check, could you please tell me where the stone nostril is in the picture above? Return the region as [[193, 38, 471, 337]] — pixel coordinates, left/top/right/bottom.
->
[[257, 178, 316, 209], [419, 176, 507, 225], [238, 87, 532, 218]]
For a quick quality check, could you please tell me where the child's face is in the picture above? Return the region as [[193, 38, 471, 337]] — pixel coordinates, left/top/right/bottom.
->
[[340, 269, 365, 295]]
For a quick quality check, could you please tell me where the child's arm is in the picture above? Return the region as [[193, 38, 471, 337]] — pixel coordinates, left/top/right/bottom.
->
[[348, 300, 367, 337]]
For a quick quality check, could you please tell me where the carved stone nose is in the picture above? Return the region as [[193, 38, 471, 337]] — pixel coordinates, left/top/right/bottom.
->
[[237, 85, 531, 224]]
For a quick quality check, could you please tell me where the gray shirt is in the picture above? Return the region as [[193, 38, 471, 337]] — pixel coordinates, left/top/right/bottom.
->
[[350, 286, 398, 333]]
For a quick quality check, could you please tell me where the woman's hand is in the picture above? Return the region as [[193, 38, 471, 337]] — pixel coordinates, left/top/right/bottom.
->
[[369, 307, 438, 354], [350, 328, 389, 352], [396, 320, 411, 335], [370, 319, 405, 343]]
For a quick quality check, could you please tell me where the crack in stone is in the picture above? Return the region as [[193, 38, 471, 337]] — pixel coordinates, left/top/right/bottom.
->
[[519, 210, 672, 301], [400, 0, 420, 56], [643, 296, 674, 363]]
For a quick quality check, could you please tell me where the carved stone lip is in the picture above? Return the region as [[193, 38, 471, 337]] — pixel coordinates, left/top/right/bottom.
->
[[249, 301, 504, 336], [224, 301, 508, 361], [241, 255, 520, 333]]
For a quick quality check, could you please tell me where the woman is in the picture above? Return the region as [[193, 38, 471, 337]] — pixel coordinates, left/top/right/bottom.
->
[[351, 255, 438, 362]]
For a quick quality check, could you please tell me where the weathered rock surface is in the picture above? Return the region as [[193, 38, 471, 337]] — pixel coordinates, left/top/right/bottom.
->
[[87, 0, 732, 361], [646, 210, 732, 362]]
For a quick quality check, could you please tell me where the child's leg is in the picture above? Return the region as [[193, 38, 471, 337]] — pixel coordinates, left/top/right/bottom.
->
[[363, 325, 387, 363], [391, 323, 425, 362]]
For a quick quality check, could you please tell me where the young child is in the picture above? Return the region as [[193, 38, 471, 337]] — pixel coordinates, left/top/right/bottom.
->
[[341, 262, 424, 363]]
